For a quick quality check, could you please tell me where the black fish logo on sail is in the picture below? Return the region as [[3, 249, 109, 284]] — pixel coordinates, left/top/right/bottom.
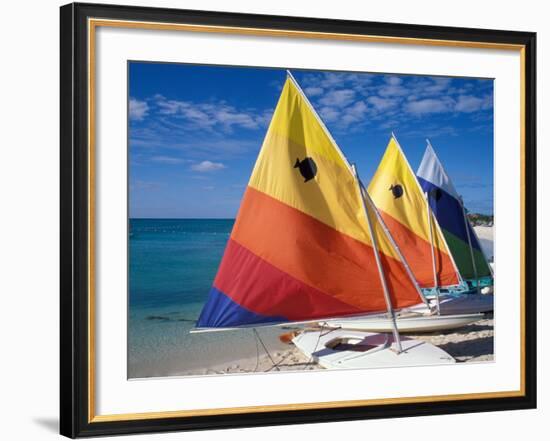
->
[[294, 157, 317, 182], [428, 188, 443, 201], [389, 184, 403, 199]]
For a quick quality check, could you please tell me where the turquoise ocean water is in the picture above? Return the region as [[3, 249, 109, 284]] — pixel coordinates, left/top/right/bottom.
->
[[130, 218, 232, 312], [128, 218, 288, 378]]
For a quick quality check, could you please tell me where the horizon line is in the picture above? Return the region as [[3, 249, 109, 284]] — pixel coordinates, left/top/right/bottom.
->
[[129, 213, 494, 220]]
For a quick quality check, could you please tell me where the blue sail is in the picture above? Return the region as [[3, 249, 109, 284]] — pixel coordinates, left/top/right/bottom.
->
[[416, 142, 492, 281]]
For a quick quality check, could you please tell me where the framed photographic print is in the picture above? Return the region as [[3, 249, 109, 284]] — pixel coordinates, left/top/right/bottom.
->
[[60, 2, 537, 438]]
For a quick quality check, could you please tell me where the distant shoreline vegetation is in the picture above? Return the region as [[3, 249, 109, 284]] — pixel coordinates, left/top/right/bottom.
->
[[466, 213, 494, 227]]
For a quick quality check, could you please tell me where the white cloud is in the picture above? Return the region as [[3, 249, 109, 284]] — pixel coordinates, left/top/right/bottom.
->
[[340, 101, 368, 126], [152, 95, 267, 132], [378, 84, 408, 97], [312, 72, 373, 90], [405, 98, 453, 115], [385, 76, 403, 86], [367, 96, 398, 111], [403, 125, 458, 138], [304, 86, 324, 97], [455, 95, 493, 112], [315, 101, 369, 130], [318, 72, 342, 88], [374, 76, 408, 97], [191, 161, 226, 172], [347, 100, 368, 116], [254, 108, 274, 127], [318, 106, 340, 123], [318, 89, 356, 108], [214, 107, 258, 130], [423, 77, 452, 95], [150, 155, 185, 164], [129, 98, 149, 121]]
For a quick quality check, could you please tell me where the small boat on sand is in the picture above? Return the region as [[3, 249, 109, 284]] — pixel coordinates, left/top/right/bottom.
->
[[292, 329, 455, 370], [321, 311, 483, 333], [411, 294, 493, 316]]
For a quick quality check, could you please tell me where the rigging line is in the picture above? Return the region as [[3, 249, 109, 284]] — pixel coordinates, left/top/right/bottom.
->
[[425, 191, 441, 314], [461, 197, 481, 293], [253, 328, 280, 371], [252, 328, 260, 373], [303, 324, 325, 370]]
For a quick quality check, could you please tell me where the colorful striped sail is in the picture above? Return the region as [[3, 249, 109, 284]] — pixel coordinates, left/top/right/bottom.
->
[[368, 135, 461, 289], [417, 141, 492, 281], [196, 77, 422, 329]]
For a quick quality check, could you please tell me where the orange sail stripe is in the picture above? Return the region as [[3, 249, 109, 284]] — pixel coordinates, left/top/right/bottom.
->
[[232, 186, 421, 312], [378, 210, 460, 287], [214, 239, 367, 321]]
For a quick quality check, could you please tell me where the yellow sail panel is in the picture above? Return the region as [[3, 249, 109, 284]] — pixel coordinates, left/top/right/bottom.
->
[[368, 136, 460, 287], [267, 81, 348, 169], [248, 78, 400, 261]]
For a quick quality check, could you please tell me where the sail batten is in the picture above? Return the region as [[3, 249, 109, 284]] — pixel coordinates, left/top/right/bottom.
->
[[196, 77, 422, 329]]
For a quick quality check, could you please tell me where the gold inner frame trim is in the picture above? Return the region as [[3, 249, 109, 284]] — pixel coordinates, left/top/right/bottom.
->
[[91, 18, 525, 50], [87, 17, 527, 423]]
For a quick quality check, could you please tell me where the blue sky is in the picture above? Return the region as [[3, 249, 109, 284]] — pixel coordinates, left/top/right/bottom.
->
[[129, 62, 494, 218]]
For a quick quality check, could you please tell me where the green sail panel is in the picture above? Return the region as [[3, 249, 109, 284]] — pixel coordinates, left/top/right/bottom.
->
[[442, 229, 492, 280]]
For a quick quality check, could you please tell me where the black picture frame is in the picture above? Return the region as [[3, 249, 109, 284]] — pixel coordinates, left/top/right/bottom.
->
[[60, 2, 537, 438]]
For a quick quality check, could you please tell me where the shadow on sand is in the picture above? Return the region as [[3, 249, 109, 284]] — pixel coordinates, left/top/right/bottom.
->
[[439, 336, 494, 360]]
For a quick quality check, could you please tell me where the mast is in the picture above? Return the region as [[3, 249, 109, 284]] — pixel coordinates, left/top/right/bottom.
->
[[359, 181, 429, 306], [425, 192, 441, 313], [460, 197, 481, 294], [392, 134, 464, 287], [353, 164, 402, 353]]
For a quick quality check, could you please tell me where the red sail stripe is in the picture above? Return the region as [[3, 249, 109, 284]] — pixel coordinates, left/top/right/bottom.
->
[[230, 187, 421, 311], [378, 210, 460, 287], [214, 239, 369, 320]]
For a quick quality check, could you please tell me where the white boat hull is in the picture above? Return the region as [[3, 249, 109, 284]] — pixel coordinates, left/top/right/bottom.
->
[[411, 294, 494, 315], [292, 330, 455, 370], [439, 294, 493, 315], [322, 312, 483, 333]]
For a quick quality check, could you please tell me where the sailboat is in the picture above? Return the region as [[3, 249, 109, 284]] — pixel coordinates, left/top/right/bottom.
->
[[416, 140, 493, 313], [323, 135, 485, 332], [195, 72, 455, 369]]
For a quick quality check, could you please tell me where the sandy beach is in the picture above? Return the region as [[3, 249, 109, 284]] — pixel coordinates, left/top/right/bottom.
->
[[474, 225, 494, 263], [169, 313, 493, 376]]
